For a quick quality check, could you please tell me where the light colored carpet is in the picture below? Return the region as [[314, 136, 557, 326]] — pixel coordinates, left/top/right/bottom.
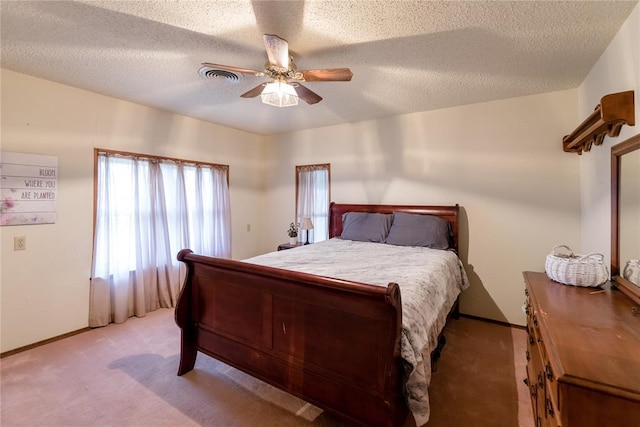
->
[[1, 308, 532, 426]]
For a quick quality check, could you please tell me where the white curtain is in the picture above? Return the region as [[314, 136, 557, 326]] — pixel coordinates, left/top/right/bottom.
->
[[296, 165, 329, 243], [89, 152, 231, 327]]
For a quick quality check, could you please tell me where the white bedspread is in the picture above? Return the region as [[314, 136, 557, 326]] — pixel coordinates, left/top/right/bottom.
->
[[243, 238, 470, 426]]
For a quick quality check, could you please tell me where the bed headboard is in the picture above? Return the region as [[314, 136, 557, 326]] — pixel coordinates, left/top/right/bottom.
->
[[329, 202, 460, 251]]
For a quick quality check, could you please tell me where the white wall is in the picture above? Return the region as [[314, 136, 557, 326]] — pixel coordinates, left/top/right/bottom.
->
[[263, 90, 582, 326], [0, 69, 267, 352], [579, 3, 639, 258]]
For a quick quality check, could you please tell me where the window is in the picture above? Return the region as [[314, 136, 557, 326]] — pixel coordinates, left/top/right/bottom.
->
[[296, 164, 330, 243], [89, 149, 230, 327]]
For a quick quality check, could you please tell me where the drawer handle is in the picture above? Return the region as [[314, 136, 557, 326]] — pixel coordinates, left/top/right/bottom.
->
[[537, 373, 544, 388], [526, 350, 530, 361], [546, 398, 555, 417], [545, 364, 554, 380], [533, 314, 538, 327]]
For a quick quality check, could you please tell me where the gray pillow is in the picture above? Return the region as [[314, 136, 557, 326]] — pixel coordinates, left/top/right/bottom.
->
[[340, 212, 393, 242], [385, 212, 452, 249]]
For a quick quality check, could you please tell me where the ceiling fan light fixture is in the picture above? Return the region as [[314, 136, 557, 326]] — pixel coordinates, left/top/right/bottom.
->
[[261, 81, 298, 107]]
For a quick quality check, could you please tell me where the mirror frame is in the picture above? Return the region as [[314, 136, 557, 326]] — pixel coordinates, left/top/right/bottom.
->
[[611, 133, 640, 306]]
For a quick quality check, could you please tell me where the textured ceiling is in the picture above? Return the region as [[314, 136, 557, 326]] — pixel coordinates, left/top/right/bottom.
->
[[1, 1, 637, 136]]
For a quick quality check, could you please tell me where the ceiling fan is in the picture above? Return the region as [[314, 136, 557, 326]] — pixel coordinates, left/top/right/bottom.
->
[[201, 34, 353, 107]]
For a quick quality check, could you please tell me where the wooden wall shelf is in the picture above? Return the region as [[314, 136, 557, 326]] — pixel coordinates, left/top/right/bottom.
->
[[563, 90, 635, 154]]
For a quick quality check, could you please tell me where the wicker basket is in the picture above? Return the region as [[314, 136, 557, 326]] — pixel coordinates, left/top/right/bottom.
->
[[545, 245, 609, 287]]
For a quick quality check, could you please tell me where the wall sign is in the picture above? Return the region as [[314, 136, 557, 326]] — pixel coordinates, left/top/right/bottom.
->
[[0, 152, 58, 226]]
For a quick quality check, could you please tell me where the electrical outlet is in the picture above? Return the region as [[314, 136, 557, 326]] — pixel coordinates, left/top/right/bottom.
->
[[14, 236, 26, 251]]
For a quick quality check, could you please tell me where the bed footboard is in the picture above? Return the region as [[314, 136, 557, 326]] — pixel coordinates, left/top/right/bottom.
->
[[175, 249, 408, 427]]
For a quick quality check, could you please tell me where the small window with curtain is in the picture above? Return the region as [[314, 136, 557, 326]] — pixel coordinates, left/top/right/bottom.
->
[[295, 164, 330, 244], [90, 149, 231, 327]]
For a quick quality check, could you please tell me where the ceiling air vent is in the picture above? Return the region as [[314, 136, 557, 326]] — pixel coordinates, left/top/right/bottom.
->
[[198, 66, 242, 83]]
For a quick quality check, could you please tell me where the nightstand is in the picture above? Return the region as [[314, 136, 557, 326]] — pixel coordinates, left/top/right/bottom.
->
[[277, 242, 304, 251]]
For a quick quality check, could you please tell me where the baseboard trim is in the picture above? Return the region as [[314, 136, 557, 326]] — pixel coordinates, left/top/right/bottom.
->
[[1, 312, 524, 358], [458, 313, 526, 330], [1, 327, 91, 358]]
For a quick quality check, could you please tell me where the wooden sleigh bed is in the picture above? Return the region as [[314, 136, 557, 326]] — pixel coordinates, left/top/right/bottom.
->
[[174, 203, 466, 427]]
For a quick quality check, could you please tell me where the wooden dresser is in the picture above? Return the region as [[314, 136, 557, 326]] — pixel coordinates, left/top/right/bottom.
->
[[523, 271, 640, 427]]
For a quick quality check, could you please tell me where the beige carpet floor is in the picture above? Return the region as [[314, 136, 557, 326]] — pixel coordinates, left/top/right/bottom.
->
[[1, 308, 532, 427]]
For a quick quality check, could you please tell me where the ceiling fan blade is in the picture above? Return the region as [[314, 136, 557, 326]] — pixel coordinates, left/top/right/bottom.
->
[[293, 83, 322, 105], [201, 63, 262, 76], [263, 34, 289, 69], [300, 68, 353, 82], [240, 83, 267, 98]]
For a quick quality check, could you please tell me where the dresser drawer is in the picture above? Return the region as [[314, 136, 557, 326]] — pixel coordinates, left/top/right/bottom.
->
[[534, 327, 560, 424], [525, 284, 561, 427]]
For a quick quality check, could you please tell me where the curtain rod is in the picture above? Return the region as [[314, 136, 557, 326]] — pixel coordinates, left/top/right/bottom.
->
[[95, 148, 229, 170]]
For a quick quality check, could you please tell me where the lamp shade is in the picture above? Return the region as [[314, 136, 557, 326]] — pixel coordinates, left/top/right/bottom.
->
[[301, 217, 314, 230], [261, 81, 298, 107]]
